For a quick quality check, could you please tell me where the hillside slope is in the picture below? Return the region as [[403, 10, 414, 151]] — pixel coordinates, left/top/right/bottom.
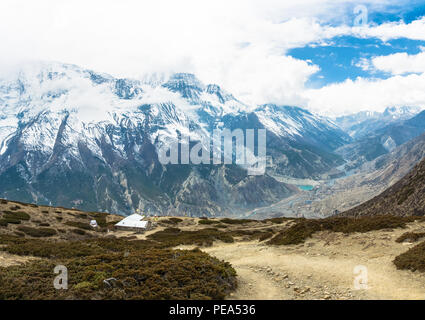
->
[[3, 200, 425, 300], [336, 110, 425, 170], [342, 157, 425, 217]]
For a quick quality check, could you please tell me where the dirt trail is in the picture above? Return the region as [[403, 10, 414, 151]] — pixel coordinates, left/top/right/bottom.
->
[[0, 251, 35, 267], [203, 223, 425, 300]]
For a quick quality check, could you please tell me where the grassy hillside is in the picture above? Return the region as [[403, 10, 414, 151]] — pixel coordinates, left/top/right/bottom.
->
[[1, 198, 425, 299]]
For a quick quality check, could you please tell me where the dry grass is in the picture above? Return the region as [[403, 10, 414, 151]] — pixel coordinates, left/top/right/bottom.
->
[[267, 216, 423, 245]]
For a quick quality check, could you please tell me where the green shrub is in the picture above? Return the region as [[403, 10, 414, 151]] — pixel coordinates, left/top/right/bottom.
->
[[17, 226, 57, 238], [268, 216, 421, 246], [14, 231, 25, 237], [64, 221, 91, 230], [4, 211, 30, 221], [394, 241, 425, 272], [71, 229, 86, 235], [198, 219, 218, 225], [148, 227, 234, 247], [0, 237, 237, 300], [396, 232, 425, 243], [263, 217, 293, 224], [2, 217, 21, 224], [162, 218, 183, 225], [259, 232, 274, 242], [220, 218, 256, 225]]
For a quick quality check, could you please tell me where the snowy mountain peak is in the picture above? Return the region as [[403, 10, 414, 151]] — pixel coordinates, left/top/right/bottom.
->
[[383, 106, 422, 118], [205, 84, 235, 104], [162, 73, 205, 101]]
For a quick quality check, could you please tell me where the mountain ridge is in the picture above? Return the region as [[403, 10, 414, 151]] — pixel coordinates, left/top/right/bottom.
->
[[0, 62, 350, 216], [342, 156, 425, 217]]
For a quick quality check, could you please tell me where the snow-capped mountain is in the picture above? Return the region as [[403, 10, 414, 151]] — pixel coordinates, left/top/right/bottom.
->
[[0, 62, 351, 215], [335, 106, 422, 139], [336, 110, 425, 171]]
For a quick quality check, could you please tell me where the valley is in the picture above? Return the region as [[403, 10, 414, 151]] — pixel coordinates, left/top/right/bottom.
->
[[251, 132, 425, 219]]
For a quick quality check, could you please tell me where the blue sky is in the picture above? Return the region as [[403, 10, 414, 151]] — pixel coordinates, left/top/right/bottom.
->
[[368, 1, 425, 23], [289, 37, 425, 88], [289, 4, 425, 88]]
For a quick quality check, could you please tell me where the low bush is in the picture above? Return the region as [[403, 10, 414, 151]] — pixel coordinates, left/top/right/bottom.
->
[[0, 220, 9, 227], [0, 235, 237, 300], [14, 231, 25, 237], [220, 218, 256, 225], [198, 219, 218, 225], [16, 226, 57, 238], [162, 218, 183, 225], [4, 211, 30, 221], [2, 217, 21, 224], [396, 232, 425, 243], [259, 232, 274, 242], [268, 216, 421, 246], [229, 229, 272, 241], [148, 227, 234, 247], [263, 217, 293, 224], [0, 248, 237, 300], [71, 229, 86, 235], [394, 241, 425, 272], [38, 223, 50, 227], [64, 221, 91, 230]]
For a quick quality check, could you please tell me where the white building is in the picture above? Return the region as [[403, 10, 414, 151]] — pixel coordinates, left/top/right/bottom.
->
[[114, 213, 152, 232], [90, 220, 98, 228]]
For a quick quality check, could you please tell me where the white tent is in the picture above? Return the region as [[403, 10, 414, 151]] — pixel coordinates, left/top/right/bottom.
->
[[115, 213, 150, 231], [90, 220, 98, 228]]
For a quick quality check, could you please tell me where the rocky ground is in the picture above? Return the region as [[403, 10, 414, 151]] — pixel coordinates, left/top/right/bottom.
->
[[202, 221, 425, 300]]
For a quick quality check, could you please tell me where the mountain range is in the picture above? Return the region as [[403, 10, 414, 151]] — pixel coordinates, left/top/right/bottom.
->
[[334, 106, 422, 139], [335, 109, 425, 170], [0, 62, 354, 216], [342, 155, 425, 217]]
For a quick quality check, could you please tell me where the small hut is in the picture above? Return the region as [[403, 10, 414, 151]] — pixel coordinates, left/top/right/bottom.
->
[[114, 213, 152, 233], [90, 220, 98, 228]]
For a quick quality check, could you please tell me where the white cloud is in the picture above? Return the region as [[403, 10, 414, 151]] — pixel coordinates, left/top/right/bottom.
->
[[353, 17, 425, 42], [0, 0, 424, 114], [371, 50, 425, 75], [305, 73, 425, 116]]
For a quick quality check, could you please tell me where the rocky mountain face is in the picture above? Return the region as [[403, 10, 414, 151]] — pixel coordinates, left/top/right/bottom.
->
[[250, 132, 425, 219], [335, 110, 425, 170], [342, 155, 425, 217], [359, 133, 425, 187], [0, 62, 350, 216]]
